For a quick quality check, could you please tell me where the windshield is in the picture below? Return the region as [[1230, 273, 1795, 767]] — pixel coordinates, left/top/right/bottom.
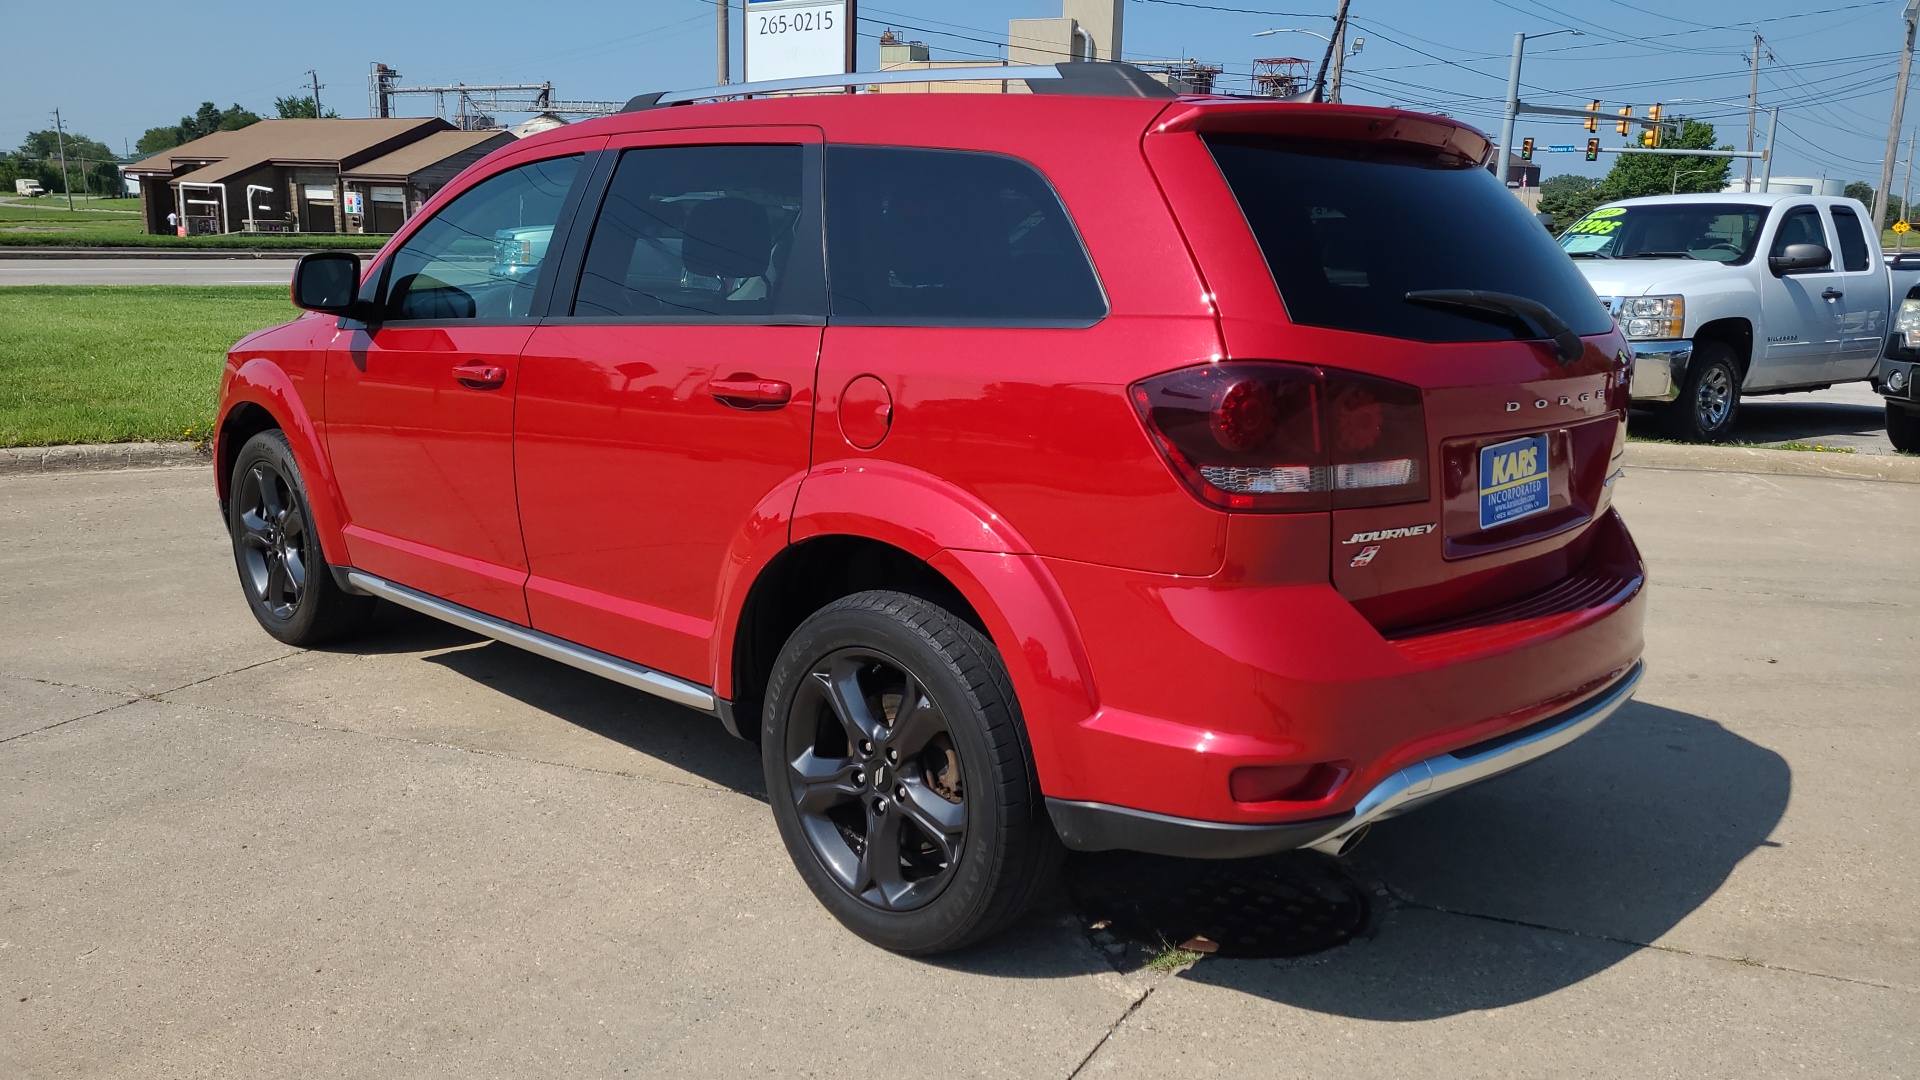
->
[[1559, 203, 1768, 263], [1205, 135, 1614, 343]]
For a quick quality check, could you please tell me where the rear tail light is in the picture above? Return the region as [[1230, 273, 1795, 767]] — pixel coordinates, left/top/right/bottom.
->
[[1130, 361, 1429, 512]]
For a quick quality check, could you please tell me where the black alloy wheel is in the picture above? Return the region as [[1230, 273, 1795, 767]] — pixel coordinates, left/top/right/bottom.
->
[[234, 455, 310, 621], [763, 591, 1058, 954], [785, 647, 969, 912], [227, 430, 373, 645]]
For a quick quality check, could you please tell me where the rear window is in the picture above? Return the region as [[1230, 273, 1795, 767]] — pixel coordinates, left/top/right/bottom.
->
[[1830, 206, 1871, 272], [824, 146, 1106, 324], [1205, 136, 1614, 342]]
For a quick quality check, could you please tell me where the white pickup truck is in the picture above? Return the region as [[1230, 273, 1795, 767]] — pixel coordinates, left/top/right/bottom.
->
[[1558, 192, 1920, 440]]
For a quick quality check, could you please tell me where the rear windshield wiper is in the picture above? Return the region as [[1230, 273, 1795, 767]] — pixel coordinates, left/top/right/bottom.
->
[[1618, 251, 1698, 260], [1403, 289, 1584, 363]]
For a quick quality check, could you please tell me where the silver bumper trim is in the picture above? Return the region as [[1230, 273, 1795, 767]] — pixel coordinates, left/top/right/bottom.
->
[[1304, 661, 1643, 855], [343, 570, 718, 714], [1627, 341, 1691, 402]]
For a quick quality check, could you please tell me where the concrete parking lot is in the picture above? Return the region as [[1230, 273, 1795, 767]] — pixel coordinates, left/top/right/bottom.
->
[[2, 463, 1915, 1078]]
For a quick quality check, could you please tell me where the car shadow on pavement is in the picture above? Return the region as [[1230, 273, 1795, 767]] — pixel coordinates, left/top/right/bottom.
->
[[1172, 700, 1790, 1018], [1629, 399, 1885, 446], [347, 606, 768, 798]]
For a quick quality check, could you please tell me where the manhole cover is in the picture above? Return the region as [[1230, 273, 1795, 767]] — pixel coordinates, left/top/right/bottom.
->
[[1064, 850, 1370, 959]]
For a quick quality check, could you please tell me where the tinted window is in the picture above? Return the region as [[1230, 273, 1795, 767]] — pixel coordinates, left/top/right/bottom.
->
[[1206, 136, 1614, 342], [574, 145, 811, 319], [1830, 206, 1870, 271], [381, 155, 580, 321], [825, 146, 1105, 323], [1771, 206, 1830, 265], [1560, 203, 1768, 264]]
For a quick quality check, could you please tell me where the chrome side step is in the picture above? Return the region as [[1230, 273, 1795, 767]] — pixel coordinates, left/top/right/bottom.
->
[[343, 570, 718, 714]]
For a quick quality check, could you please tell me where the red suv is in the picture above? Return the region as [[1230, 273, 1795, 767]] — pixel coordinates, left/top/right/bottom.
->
[[217, 64, 1645, 954]]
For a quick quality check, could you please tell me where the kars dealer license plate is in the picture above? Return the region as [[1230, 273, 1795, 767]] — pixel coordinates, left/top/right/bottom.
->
[[1479, 433, 1551, 530]]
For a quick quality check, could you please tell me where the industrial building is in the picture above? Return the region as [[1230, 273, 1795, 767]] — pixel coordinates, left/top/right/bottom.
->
[[123, 118, 512, 236]]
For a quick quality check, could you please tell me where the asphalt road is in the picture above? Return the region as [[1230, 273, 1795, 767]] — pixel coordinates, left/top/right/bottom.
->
[[0, 257, 297, 287], [3, 459, 1917, 1078]]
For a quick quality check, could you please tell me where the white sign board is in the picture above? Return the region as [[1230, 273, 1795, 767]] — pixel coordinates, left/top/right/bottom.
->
[[743, 0, 854, 83]]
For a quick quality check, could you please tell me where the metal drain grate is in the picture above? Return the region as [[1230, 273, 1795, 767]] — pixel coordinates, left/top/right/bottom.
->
[[1065, 850, 1370, 959]]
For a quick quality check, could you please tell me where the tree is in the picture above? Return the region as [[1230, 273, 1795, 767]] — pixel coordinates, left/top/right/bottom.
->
[[1844, 180, 1904, 227], [274, 94, 340, 119], [1595, 118, 1731, 201], [15, 129, 118, 194], [1537, 174, 1604, 229], [132, 102, 262, 156]]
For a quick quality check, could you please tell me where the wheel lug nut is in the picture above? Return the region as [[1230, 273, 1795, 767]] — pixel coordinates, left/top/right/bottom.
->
[[852, 770, 865, 786], [895, 785, 907, 800], [858, 739, 873, 756], [886, 748, 898, 764]]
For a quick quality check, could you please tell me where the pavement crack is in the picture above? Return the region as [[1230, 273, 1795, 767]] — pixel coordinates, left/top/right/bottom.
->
[[1066, 984, 1156, 1080], [1396, 894, 1914, 994], [0, 696, 143, 745], [153, 651, 301, 696]]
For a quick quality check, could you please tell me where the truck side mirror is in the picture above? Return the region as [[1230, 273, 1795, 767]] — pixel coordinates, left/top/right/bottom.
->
[[1768, 243, 1830, 276], [291, 251, 369, 317]]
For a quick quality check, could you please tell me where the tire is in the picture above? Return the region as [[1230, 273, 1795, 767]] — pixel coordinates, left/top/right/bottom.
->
[[1889, 402, 1920, 454], [761, 590, 1059, 954], [1665, 342, 1742, 443], [227, 430, 374, 646]]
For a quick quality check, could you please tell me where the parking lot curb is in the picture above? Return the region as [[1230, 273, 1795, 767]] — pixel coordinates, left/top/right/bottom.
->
[[0, 441, 208, 475], [1625, 441, 1920, 483]]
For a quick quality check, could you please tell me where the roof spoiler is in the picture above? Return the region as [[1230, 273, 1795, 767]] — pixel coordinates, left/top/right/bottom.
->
[[620, 61, 1176, 113]]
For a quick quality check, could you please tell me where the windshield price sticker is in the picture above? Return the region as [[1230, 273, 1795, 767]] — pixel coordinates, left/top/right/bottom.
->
[[1565, 206, 1626, 236], [1479, 434, 1551, 530]]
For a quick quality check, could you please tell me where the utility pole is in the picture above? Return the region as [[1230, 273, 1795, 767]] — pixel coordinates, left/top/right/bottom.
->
[[1873, 0, 1920, 231], [306, 70, 324, 117], [717, 0, 731, 84], [1328, 20, 1347, 104], [1903, 127, 1916, 251], [51, 108, 73, 211], [1312, 0, 1351, 102], [1743, 34, 1766, 192], [1761, 105, 1779, 192]]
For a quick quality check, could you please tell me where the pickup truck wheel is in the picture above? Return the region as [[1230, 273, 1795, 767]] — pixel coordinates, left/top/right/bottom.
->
[[1889, 402, 1920, 453], [228, 430, 374, 646], [761, 590, 1059, 954], [1668, 343, 1741, 443]]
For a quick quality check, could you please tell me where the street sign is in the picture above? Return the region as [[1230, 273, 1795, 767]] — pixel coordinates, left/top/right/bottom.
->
[[743, 0, 855, 83], [1546, 144, 1578, 153], [1897, 220, 1912, 234]]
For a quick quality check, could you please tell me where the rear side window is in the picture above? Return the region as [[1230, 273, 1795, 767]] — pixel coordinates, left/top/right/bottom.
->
[[574, 144, 812, 319], [380, 155, 581, 321], [1205, 136, 1614, 342], [1829, 206, 1871, 271], [825, 146, 1106, 324]]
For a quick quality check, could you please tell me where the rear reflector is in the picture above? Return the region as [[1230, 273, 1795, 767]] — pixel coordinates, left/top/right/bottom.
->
[[1131, 361, 1429, 513], [1229, 762, 1351, 803]]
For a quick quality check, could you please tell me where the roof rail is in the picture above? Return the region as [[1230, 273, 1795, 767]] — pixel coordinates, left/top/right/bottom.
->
[[620, 61, 1177, 113]]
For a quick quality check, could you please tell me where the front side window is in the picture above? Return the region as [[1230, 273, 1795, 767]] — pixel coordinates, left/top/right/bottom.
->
[[1829, 206, 1871, 271], [824, 146, 1106, 324], [1771, 206, 1831, 266], [380, 155, 582, 321], [574, 144, 809, 319]]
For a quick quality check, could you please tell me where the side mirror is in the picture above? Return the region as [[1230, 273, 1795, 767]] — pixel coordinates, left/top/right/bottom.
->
[[1768, 242, 1830, 276], [291, 251, 367, 316]]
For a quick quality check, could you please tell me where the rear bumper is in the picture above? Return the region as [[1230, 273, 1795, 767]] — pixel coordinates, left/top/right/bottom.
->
[[1628, 339, 1691, 401], [1049, 660, 1641, 858], [1035, 507, 1647, 832]]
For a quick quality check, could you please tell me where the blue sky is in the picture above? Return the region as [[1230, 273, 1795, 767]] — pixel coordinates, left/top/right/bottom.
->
[[1, 0, 1911, 186]]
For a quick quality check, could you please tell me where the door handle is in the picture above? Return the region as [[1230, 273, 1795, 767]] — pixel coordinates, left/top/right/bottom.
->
[[1822, 288, 1844, 300], [707, 375, 792, 409], [452, 361, 507, 390]]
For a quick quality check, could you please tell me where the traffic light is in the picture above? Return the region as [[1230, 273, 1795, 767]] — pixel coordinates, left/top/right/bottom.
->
[[1520, 137, 1535, 161], [1616, 106, 1632, 135], [1640, 128, 1659, 148], [1585, 100, 1601, 132], [1647, 103, 1663, 122], [1585, 138, 1600, 161]]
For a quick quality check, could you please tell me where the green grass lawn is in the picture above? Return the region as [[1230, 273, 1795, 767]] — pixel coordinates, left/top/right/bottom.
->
[[0, 197, 386, 249], [0, 286, 295, 447]]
